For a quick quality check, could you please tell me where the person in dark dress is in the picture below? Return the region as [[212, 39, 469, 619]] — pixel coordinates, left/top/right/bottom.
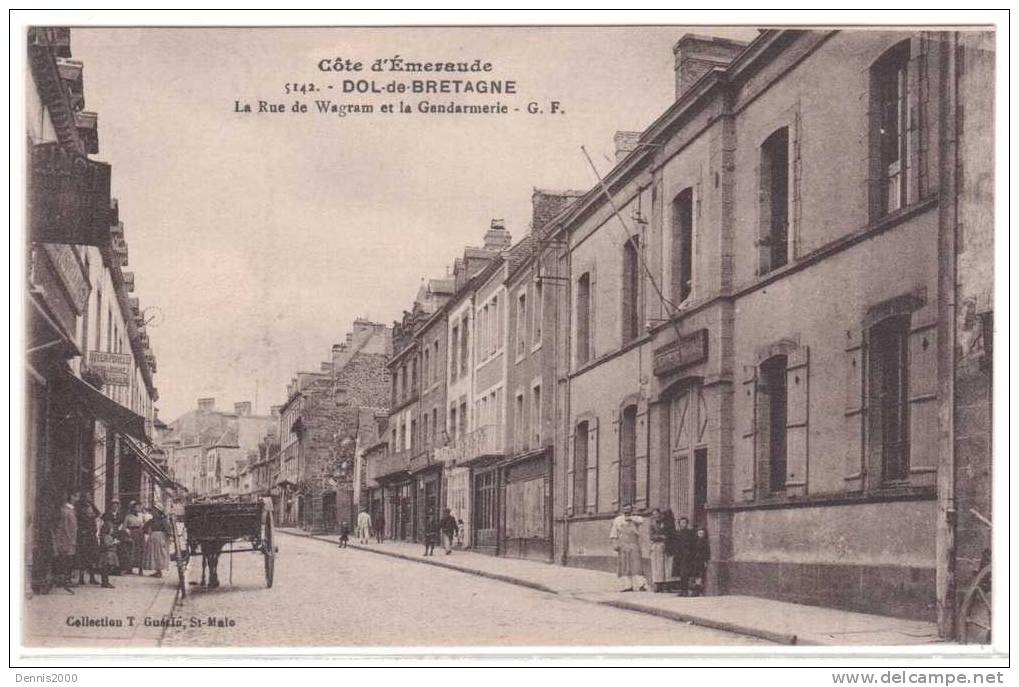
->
[[74, 492, 100, 585], [423, 518, 439, 556], [688, 526, 711, 596], [672, 516, 696, 596], [337, 521, 350, 548], [374, 513, 385, 543]]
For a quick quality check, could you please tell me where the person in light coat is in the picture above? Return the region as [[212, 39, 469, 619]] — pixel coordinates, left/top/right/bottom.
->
[[356, 509, 372, 544], [609, 505, 646, 592]]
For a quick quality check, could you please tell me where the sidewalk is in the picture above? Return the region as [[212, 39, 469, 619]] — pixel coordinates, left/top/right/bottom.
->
[[22, 572, 179, 648], [282, 528, 942, 646]]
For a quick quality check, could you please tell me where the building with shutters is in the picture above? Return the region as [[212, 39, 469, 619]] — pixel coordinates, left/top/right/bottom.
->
[[548, 29, 993, 630]]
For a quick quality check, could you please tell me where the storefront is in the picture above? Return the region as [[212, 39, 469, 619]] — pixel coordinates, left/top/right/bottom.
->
[[500, 448, 552, 561]]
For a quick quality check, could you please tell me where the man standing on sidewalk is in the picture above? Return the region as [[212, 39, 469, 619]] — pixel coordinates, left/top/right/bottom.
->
[[438, 508, 459, 555], [356, 508, 372, 545], [52, 491, 78, 594], [374, 512, 385, 543]]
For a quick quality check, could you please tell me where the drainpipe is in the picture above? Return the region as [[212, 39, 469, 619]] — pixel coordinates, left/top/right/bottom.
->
[[935, 30, 960, 640]]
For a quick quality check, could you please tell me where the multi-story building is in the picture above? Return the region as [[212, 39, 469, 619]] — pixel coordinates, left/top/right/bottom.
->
[[498, 190, 583, 561], [548, 29, 993, 633], [159, 398, 273, 499], [275, 319, 391, 532], [25, 27, 164, 591]]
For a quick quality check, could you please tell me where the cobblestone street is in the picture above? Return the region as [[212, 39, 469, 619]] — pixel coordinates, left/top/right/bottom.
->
[[161, 533, 767, 648]]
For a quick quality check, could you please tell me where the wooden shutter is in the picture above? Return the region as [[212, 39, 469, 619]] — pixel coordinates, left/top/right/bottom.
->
[[610, 416, 621, 511], [790, 105, 803, 259], [909, 34, 935, 201], [908, 305, 938, 486], [565, 432, 575, 515], [588, 267, 597, 360], [844, 329, 866, 492], [635, 401, 649, 510], [586, 418, 599, 513], [740, 365, 758, 500], [785, 346, 810, 497]]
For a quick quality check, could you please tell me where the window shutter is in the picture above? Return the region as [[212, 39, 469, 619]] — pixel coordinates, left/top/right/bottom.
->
[[586, 418, 599, 513], [610, 417, 620, 511], [588, 268, 597, 360], [784, 346, 810, 497], [905, 36, 925, 206], [566, 433, 575, 515], [844, 329, 866, 491], [740, 365, 758, 501], [754, 161, 767, 276], [913, 34, 935, 200], [908, 305, 938, 486], [791, 106, 803, 259], [635, 402, 649, 510]]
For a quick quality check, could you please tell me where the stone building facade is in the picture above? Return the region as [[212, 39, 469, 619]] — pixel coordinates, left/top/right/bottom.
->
[[545, 29, 993, 631]]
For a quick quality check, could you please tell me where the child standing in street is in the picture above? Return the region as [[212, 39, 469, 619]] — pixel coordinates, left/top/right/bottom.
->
[[338, 522, 350, 548], [423, 518, 438, 556], [98, 520, 117, 588]]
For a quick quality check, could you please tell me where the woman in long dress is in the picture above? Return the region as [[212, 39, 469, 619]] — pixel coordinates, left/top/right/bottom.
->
[[609, 505, 646, 592], [648, 509, 669, 592], [122, 502, 146, 574], [143, 509, 171, 577]]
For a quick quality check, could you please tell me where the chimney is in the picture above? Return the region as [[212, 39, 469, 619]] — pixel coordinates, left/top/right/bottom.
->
[[613, 131, 642, 163], [531, 189, 585, 235], [483, 219, 512, 252], [673, 34, 748, 99], [197, 398, 215, 412], [234, 401, 252, 416]]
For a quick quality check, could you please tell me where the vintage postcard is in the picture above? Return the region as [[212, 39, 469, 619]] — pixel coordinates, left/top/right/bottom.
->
[[12, 11, 1005, 667]]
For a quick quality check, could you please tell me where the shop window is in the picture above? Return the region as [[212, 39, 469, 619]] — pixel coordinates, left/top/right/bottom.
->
[[618, 405, 638, 507], [759, 127, 790, 274], [869, 315, 910, 482], [871, 42, 910, 217], [672, 188, 693, 303], [576, 272, 592, 365]]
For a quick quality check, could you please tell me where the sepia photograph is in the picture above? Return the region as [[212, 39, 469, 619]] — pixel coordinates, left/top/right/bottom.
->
[[11, 10, 1006, 670]]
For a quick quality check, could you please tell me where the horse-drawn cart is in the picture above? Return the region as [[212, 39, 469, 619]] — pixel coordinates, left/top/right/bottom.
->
[[173, 499, 275, 596]]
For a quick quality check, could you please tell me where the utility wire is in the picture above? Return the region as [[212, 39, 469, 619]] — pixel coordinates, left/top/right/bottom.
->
[[580, 146, 685, 335]]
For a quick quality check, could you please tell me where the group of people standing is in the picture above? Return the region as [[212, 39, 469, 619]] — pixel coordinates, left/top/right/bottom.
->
[[50, 490, 174, 594], [609, 505, 710, 596], [338, 508, 463, 557]]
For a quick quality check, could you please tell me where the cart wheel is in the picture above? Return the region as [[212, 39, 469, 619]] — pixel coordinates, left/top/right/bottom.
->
[[263, 510, 275, 588], [959, 564, 991, 644]]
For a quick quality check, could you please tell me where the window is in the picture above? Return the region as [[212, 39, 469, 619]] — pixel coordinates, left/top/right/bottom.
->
[[433, 341, 440, 382], [423, 348, 430, 388], [533, 281, 543, 346], [449, 406, 457, 441], [431, 408, 438, 442], [410, 418, 417, 452], [460, 316, 469, 376], [621, 237, 640, 343], [515, 392, 526, 451], [872, 42, 910, 216], [576, 272, 592, 365], [619, 405, 638, 507], [869, 315, 910, 482], [573, 421, 589, 512], [759, 356, 788, 492], [516, 293, 528, 358], [672, 188, 694, 303], [450, 324, 459, 382], [410, 357, 418, 393], [759, 128, 790, 273], [459, 400, 467, 436], [531, 384, 542, 447], [391, 374, 398, 404]]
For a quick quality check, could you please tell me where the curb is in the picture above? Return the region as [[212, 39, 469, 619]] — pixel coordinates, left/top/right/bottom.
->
[[598, 599, 799, 645], [281, 529, 790, 644]]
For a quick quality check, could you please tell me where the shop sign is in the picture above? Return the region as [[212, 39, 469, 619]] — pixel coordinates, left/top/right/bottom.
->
[[653, 328, 708, 376], [88, 350, 133, 387]]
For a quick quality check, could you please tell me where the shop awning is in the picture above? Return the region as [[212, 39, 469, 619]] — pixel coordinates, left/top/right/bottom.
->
[[58, 372, 147, 442], [120, 433, 174, 488]]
